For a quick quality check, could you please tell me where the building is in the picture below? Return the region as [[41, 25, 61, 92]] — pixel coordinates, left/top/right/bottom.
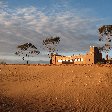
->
[[50, 46, 102, 64]]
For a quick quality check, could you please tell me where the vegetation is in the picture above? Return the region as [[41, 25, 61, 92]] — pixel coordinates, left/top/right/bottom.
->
[[98, 25, 112, 59], [0, 60, 6, 64], [15, 43, 40, 64], [43, 36, 60, 58], [14, 36, 60, 64]]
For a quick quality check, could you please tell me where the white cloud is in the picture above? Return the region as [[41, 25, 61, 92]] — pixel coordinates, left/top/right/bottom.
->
[[0, 1, 103, 63]]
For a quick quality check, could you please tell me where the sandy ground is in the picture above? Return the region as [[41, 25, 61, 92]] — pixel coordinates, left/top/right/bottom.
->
[[0, 64, 112, 112]]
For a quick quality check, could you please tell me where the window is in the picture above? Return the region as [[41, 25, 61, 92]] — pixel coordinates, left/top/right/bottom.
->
[[75, 59, 77, 62], [89, 59, 90, 61], [78, 58, 80, 61], [81, 58, 83, 61], [58, 60, 62, 62]]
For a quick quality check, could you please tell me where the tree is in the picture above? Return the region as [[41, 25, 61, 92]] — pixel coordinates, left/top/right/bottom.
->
[[15, 43, 40, 64], [42, 36, 60, 58], [98, 25, 112, 60]]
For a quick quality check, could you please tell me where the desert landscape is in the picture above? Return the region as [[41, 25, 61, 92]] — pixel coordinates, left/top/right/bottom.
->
[[0, 64, 112, 112]]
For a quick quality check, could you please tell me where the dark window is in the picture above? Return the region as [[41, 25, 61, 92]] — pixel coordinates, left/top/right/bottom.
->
[[89, 59, 90, 61]]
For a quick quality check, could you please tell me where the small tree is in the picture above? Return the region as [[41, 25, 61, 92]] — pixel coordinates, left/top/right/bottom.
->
[[15, 43, 40, 64], [98, 25, 112, 60], [42, 36, 60, 58]]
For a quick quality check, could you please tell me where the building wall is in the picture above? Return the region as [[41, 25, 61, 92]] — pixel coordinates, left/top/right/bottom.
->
[[51, 46, 102, 64]]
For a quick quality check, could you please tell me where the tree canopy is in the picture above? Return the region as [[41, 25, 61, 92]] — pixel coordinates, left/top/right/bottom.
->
[[98, 25, 112, 54], [43, 36, 60, 57], [15, 43, 40, 64]]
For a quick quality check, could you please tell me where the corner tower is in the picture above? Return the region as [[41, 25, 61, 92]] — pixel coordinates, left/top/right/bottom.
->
[[85, 46, 102, 64]]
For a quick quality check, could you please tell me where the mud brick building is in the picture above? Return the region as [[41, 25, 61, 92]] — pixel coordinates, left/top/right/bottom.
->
[[50, 46, 102, 64]]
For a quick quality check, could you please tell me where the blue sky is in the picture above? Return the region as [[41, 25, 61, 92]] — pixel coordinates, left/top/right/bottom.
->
[[0, 0, 112, 63], [7, 0, 112, 18]]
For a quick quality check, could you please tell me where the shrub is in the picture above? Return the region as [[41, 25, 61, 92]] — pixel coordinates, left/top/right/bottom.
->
[[0, 60, 6, 64]]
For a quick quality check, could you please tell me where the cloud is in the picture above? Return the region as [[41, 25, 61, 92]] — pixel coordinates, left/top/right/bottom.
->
[[0, 1, 103, 63]]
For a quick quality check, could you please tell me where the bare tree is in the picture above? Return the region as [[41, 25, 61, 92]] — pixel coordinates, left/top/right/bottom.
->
[[15, 43, 40, 64]]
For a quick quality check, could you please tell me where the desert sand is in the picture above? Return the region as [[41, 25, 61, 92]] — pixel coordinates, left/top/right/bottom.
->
[[0, 64, 112, 112]]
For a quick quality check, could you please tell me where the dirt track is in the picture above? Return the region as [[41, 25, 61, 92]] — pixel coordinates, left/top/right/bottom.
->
[[0, 64, 112, 112]]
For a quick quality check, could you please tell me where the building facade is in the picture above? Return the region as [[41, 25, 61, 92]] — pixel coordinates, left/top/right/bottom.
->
[[50, 46, 102, 64]]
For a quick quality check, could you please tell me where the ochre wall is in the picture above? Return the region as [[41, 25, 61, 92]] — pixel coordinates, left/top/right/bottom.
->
[[51, 47, 102, 64]]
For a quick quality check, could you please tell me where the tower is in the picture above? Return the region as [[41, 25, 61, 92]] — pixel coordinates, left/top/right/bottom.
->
[[88, 46, 102, 64]]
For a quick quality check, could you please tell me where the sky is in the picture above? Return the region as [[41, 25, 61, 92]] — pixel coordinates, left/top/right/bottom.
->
[[0, 0, 112, 64]]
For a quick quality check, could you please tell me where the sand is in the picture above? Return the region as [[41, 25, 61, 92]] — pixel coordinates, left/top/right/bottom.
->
[[0, 64, 112, 112]]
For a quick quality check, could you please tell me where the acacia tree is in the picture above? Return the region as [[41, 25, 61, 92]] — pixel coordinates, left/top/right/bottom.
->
[[98, 25, 112, 60], [15, 43, 40, 64], [42, 36, 60, 58]]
